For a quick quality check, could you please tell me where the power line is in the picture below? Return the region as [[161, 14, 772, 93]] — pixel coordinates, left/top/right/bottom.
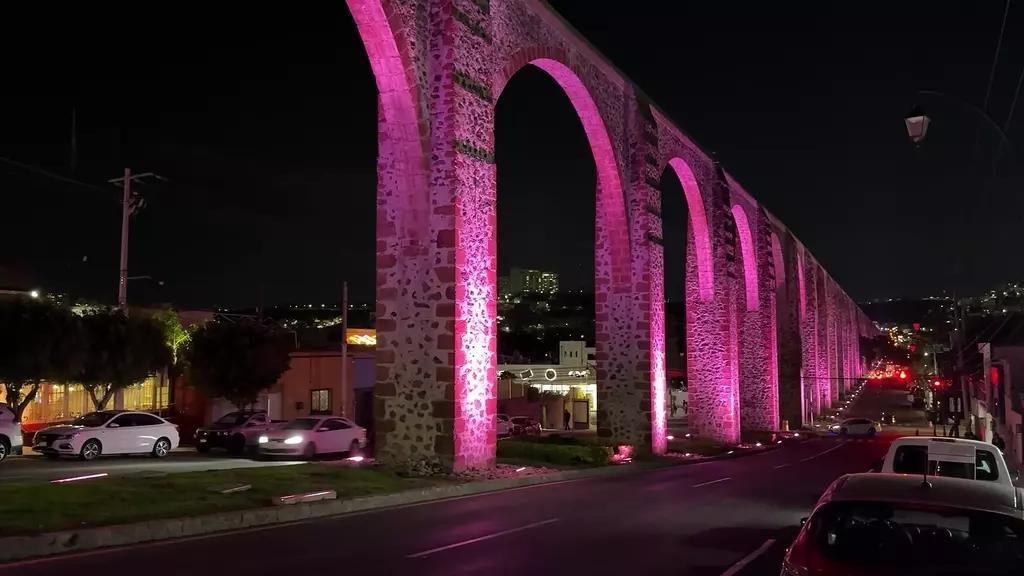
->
[[0, 155, 106, 193], [1004, 61, 1024, 133], [983, 0, 1012, 112]]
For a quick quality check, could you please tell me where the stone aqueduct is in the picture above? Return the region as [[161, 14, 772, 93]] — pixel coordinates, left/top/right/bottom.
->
[[348, 0, 876, 470]]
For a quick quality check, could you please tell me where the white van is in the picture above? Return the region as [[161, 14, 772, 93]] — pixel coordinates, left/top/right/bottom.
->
[[0, 403, 24, 462], [877, 436, 1015, 488]]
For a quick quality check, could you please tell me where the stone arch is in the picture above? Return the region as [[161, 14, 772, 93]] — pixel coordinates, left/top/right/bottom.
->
[[666, 158, 714, 301], [770, 233, 785, 291], [495, 52, 630, 285], [730, 204, 758, 312]]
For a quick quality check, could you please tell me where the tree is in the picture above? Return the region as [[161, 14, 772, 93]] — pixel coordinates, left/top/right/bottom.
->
[[498, 370, 516, 398], [186, 320, 293, 410], [79, 310, 170, 410], [0, 298, 84, 421], [151, 309, 195, 400]]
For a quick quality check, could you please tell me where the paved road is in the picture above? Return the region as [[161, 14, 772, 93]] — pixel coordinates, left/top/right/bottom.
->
[[0, 449, 301, 483], [2, 387, 910, 575], [3, 436, 892, 575]]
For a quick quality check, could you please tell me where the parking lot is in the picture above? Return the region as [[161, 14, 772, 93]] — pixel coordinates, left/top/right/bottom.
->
[[0, 448, 305, 483]]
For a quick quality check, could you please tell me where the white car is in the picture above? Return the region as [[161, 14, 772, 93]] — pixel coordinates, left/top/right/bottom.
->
[[782, 473, 1024, 575], [0, 403, 24, 462], [877, 436, 1015, 487], [496, 413, 511, 438], [258, 416, 366, 459], [33, 410, 179, 461], [830, 417, 877, 436]]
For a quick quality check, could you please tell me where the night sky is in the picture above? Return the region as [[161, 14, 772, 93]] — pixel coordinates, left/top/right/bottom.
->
[[2, 2, 1023, 308]]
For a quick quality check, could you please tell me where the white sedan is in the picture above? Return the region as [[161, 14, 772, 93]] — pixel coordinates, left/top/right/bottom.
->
[[831, 417, 878, 436], [33, 410, 180, 461], [258, 416, 366, 459]]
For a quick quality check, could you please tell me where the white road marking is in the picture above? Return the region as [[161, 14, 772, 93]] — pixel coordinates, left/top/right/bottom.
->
[[773, 463, 790, 469], [407, 518, 560, 558], [692, 477, 732, 488], [799, 441, 847, 463], [720, 539, 776, 576]]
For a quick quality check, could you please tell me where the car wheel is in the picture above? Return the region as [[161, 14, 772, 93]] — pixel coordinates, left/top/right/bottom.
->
[[196, 444, 210, 453], [867, 428, 876, 437], [0, 438, 8, 463], [229, 434, 246, 455], [79, 439, 102, 461], [152, 437, 172, 458], [839, 428, 848, 436], [303, 442, 316, 460], [349, 440, 361, 457]]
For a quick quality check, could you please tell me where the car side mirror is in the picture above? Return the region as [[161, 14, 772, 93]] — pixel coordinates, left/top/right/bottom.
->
[[108, 422, 120, 428], [870, 458, 883, 472]]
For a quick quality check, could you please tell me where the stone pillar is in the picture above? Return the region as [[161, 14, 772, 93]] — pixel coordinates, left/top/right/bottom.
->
[[735, 205, 775, 432], [799, 251, 820, 419], [687, 168, 739, 444], [815, 267, 832, 411]]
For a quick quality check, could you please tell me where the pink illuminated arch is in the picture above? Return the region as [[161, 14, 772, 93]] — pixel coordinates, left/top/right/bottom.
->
[[731, 205, 759, 311], [666, 158, 714, 301], [796, 246, 807, 320]]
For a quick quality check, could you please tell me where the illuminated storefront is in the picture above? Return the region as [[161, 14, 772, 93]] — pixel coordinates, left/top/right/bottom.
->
[[0, 375, 170, 426]]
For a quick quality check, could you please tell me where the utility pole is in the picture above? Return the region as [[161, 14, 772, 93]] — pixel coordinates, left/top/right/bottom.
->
[[340, 281, 349, 416], [108, 169, 165, 309]]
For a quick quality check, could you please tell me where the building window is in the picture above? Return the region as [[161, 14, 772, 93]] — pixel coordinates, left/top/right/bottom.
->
[[310, 389, 331, 415]]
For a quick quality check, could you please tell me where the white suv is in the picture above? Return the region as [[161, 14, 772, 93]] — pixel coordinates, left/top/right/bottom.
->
[[877, 436, 1014, 488], [0, 403, 24, 462]]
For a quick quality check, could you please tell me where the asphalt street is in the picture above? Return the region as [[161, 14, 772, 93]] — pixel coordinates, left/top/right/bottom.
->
[[3, 383, 918, 575]]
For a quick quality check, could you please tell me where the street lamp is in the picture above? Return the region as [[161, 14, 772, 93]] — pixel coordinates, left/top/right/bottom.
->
[[904, 105, 931, 144]]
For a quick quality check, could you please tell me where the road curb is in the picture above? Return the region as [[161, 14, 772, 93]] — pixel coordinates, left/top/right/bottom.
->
[[0, 464, 641, 563]]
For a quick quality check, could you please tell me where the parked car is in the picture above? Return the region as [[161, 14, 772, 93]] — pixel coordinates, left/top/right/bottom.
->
[[781, 473, 1024, 575], [0, 403, 24, 462], [33, 410, 179, 461], [875, 436, 1015, 487], [194, 410, 287, 454], [510, 416, 541, 436], [829, 417, 877, 436], [258, 416, 366, 459], [496, 413, 511, 437]]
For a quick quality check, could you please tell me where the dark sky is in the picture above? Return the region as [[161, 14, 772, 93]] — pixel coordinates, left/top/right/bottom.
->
[[2, 2, 1023, 307]]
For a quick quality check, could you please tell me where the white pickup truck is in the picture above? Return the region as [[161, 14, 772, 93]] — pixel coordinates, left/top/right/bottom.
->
[[194, 410, 287, 454], [0, 403, 24, 462], [877, 436, 1017, 488]]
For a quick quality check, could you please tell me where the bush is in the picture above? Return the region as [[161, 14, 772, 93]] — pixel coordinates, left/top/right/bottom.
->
[[497, 439, 609, 467]]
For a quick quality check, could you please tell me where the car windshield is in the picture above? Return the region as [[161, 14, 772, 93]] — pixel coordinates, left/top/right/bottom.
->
[[284, 418, 319, 430], [72, 412, 116, 427], [215, 412, 252, 426], [808, 501, 1024, 574]]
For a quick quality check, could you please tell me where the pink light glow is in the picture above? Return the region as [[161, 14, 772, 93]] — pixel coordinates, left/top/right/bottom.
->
[[515, 466, 526, 472], [50, 472, 109, 484], [770, 233, 785, 290], [796, 247, 807, 320], [347, 455, 365, 463], [730, 205, 758, 311], [667, 158, 713, 301]]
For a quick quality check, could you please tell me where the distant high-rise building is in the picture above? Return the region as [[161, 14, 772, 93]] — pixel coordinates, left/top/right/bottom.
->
[[510, 268, 558, 294], [498, 275, 511, 296]]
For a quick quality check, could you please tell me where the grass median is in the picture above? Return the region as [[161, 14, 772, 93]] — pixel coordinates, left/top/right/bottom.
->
[[0, 464, 448, 537], [497, 435, 612, 468]]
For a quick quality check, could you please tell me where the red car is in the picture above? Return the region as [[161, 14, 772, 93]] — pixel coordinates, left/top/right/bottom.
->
[[781, 472, 1024, 575], [510, 416, 541, 436]]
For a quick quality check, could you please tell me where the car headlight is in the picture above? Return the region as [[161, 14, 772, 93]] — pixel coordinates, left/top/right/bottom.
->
[[57, 433, 79, 440], [258, 435, 269, 444], [284, 435, 304, 445]]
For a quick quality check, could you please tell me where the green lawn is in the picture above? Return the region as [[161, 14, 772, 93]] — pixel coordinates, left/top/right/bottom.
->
[[0, 464, 447, 537], [497, 436, 613, 468], [666, 436, 731, 456]]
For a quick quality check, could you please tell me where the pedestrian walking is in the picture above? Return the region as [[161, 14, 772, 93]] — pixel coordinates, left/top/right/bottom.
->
[[563, 409, 572, 431]]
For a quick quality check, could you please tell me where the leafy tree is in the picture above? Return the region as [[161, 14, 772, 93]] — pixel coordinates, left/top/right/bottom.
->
[[151, 309, 195, 397], [79, 310, 171, 410], [186, 320, 293, 410], [0, 298, 85, 421]]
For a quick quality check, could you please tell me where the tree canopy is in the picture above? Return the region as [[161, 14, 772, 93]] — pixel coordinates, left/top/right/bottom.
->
[[78, 310, 171, 410], [186, 320, 293, 410]]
